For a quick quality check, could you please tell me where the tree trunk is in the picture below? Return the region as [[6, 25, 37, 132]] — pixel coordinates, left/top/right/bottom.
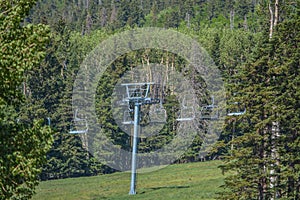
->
[[230, 9, 234, 30], [274, 0, 279, 27], [269, 3, 274, 38], [269, 0, 279, 39], [243, 15, 248, 30]]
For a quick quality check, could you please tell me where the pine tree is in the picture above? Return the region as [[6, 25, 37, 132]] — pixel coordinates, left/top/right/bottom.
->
[[267, 3, 300, 197], [219, 1, 300, 199], [25, 18, 107, 180]]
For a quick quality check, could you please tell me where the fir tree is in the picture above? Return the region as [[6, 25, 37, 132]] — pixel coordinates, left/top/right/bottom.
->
[[219, 1, 300, 199]]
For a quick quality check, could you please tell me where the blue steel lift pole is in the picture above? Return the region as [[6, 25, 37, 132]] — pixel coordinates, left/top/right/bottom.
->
[[121, 82, 157, 195], [129, 102, 140, 195]]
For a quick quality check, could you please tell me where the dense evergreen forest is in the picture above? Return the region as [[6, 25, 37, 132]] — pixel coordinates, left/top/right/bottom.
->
[[0, 0, 299, 199]]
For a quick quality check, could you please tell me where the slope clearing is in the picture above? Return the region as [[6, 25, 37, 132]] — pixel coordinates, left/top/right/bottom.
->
[[33, 160, 224, 200]]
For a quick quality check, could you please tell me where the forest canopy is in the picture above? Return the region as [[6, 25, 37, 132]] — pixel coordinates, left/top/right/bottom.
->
[[0, 0, 299, 199]]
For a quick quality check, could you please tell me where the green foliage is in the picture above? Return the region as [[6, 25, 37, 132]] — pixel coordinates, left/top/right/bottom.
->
[[93, 46, 212, 165], [0, 0, 50, 105], [40, 133, 103, 180], [0, 106, 52, 199], [19, 2, 300, 200], [0, 0, 52, 199], [149, 6, 181, 28], [0, 0, 52, 198], [219, 2, 300, 199], [29, 0, 260, 32], [25, 20, 111, 180]]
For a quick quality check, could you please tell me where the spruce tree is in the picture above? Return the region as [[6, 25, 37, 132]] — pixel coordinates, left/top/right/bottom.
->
[[219, 1, 300, 199]]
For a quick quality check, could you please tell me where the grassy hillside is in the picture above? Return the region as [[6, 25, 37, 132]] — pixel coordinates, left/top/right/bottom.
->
[[32, 161, 225, 200]]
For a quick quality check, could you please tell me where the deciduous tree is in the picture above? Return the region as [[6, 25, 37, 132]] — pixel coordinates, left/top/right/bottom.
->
[[0, 0, 52, 199]]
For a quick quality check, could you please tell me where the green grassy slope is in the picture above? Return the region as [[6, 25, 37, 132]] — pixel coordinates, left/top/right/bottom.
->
[[32, 161, 224, 200]]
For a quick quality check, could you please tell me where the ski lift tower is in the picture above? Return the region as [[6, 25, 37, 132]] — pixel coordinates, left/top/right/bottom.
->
[[121, 82, 160, 195]]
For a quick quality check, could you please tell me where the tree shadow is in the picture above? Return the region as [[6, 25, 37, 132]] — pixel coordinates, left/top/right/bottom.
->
[[140, 185, 190, 194]]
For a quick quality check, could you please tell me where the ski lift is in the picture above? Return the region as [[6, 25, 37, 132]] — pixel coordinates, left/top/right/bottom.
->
[[177, 106, 195, 121], [176, 94, 196, 121], [227, 102, 246, 116], [200, 96, 219, 120], [149, 103, 167, 123], [69, 110, 88, 134], [116, 94, 128, 106], [122, 109, 134, 125], [122, 82, 153, 102]]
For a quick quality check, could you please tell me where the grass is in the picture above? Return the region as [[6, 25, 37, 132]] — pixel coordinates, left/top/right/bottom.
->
[[32, 160, 225, 200]]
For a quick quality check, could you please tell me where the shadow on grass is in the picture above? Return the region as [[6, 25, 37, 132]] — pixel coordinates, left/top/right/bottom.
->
[[140, 185, 190, 194]]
